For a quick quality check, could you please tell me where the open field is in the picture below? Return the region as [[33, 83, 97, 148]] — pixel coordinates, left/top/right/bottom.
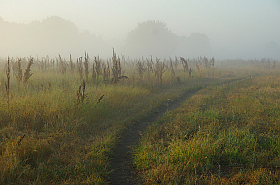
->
[[133, 66, 280, 184], [0, 53, 278, 184]]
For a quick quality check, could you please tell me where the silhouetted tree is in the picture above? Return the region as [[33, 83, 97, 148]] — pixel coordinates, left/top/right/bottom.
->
[[124, 20, 179, 58], [0, 16, 107, 58]]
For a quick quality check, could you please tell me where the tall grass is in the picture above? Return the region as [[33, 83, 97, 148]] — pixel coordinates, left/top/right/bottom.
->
[[0, 54, 277, 184], [133, 70, 280, 184], [0, 53, 225, 184]]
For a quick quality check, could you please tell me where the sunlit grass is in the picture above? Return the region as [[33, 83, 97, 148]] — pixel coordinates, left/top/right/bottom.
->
[[1, 57, 276, 184], [0, 60, 220, 184], [133, 71, 280, 184]]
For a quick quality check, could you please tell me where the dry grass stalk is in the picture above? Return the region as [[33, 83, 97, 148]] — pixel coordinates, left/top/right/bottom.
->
[[97, 95, 104, 104], [136, 60, 145, 78], [76, 80, 87, 105], [15, 58, 23, 86], [94, 56, 101, 86], [18, 134, 26, 145], [210, 57, 215, 68], [146, 56, 154, 78], [51, 59, 55, 73], [84, 52, 89, 82], [5, 57, 10, 103], [23, 58, 34, 84], [69, 54, 75, 73], [39, 82, 52, 92], [203, 57, 209, 68], [10, 58, 17, 76], [154, 58, 165, 85], [196, 63, 200, 73], [56, 57, 59, 69], [169, 57, 175, 77], [77, 57, 83, 80], [38, 56, 49, 72], [180, 57, 189, 72], [189, 68, 192, 77], [58, 55, 67, 75], [92, 61, 96, 84], [45, 55, 50, 70], [107, 60, 111, 80], [117, 56, 121, 76], [111, 48, 121, 83], [174, 56, 179, 69], [102, 62, 110, 83]]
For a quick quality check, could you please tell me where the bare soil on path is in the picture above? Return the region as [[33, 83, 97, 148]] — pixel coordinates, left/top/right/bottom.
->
[[108, 77, 246, 184], [108, 85, 202, 185]]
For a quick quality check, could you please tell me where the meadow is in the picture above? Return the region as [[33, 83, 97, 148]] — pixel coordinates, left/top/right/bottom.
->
[[0, 52, 277, 184], [133, 60, 280, 184]]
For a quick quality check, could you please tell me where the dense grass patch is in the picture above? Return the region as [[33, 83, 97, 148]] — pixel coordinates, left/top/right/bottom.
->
[[1, 65, 218, 184], [133, 72, 280, 184], [0, 57, 270, 184]]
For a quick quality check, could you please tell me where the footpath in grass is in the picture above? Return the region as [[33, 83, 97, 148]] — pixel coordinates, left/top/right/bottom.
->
[[133, 72, 280, 184], [0, 57, 260, 184], [1, 69, 222, 184]]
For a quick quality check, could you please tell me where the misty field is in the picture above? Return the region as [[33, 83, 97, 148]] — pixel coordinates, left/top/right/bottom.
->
[[133, 66, 280, 184], [0, 52, 279, 184]]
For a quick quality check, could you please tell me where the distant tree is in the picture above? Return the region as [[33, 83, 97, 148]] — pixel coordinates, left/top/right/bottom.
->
[[124, 20, 179, 58], [123, 20, 212, 58], [40, 16, 79, 39], [0, 16, 108, 58]]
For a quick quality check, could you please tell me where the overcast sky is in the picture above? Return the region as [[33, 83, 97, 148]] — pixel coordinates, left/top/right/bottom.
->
[[1, 0, 280, 59]]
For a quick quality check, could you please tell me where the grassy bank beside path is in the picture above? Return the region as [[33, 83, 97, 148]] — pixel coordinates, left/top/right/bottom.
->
[[133, 72, 280, 184]]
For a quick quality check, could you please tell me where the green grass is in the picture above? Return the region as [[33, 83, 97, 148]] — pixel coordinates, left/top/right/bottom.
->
[[0, 82, 171, 184], [133, 71, 280, 184], [0, 57, 229, 184], [0, 57, 276, 184]]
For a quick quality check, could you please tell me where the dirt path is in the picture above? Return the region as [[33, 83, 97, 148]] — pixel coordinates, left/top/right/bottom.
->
[[108, 77, 247, 184], [108, 86, 202, 184]]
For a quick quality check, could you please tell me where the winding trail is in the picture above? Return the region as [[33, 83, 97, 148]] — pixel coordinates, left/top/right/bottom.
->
[[108, 86, 203, 184], [108, 77, 247, 184]]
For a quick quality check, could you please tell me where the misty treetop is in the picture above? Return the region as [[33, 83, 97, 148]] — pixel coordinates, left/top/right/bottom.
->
[[0, 16, 107, 58], [124, 20, 178, 57], [124, 20, 212, 58], [0, 17, 211, 59]]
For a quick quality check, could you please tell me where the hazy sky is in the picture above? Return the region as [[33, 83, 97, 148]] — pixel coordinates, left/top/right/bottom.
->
[[1, 0, 280, 59]]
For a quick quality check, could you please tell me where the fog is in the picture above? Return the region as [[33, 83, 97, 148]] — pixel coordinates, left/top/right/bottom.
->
[[0, 0, 279, 60]]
